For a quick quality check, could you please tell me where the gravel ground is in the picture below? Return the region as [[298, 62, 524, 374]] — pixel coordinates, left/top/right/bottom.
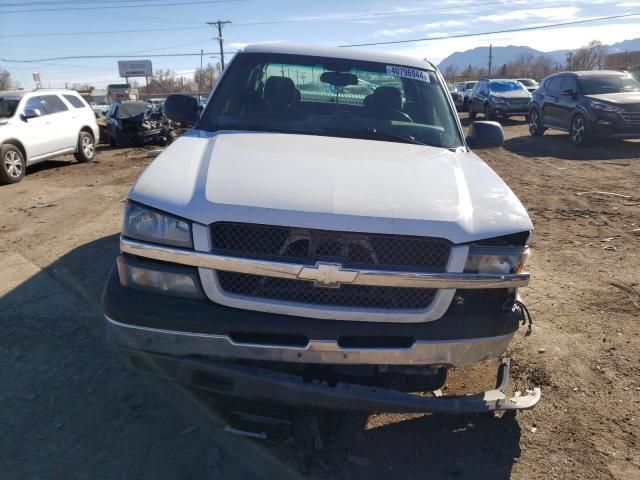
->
[[1, 119, 638, 479]]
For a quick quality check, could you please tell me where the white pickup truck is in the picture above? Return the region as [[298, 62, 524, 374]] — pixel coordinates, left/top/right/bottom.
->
[[102, 44, 540, 413]]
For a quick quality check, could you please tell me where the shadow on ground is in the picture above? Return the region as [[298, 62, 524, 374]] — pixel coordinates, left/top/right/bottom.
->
[[1, 234, 521, 479], [503, 134, 640, 161], [460, 116, 527, 128]]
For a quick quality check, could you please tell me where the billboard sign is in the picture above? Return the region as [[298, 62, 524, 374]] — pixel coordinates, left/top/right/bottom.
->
[[118, 60, 152, 78]]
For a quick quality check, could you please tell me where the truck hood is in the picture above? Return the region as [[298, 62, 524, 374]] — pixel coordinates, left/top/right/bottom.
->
[[129, 130, 532, 244]]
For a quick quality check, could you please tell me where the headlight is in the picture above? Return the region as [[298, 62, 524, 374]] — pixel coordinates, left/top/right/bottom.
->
[[117, 256, 203, 299], [122, 201, 192, 248], [490, 95, 507, 104], [589, 101, 623, 113], [464, 246, 529, 274]]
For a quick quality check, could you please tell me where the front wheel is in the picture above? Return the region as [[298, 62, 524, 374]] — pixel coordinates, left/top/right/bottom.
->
[[528, 109, 545, 136], [74, 131, 95, 162], [0, 144, 26, 184], [484, 103, 495, 120], [570, 114, 590, 146]]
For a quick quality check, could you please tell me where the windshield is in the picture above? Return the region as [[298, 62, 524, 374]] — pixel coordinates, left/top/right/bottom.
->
[[0, 96, 20, 118], [199, 52, 463, 149], [489, 81, 527, 93], [117, 102, 152, 118], [579, 74, 640, 94], [517, 79, 537, 87], [465, 82, 476, 89]]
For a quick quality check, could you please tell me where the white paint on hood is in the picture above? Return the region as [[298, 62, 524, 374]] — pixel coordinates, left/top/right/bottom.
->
[[129, 130, 532, 244]]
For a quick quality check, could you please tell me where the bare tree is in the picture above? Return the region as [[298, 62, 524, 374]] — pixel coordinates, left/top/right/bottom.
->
[[572, 40, 606, 70], [194, 62, 222, 94], [0, 69, 12, 90], [443, 64, 458, 83], [148, 69, 179, 93], [71, 83, 94, 92]]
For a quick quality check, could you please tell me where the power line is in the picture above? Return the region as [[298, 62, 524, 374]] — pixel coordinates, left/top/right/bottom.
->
[[0, 0, 248, 14], [0, 0, 168, 7], [0, 1, 529, 37], [0, 52, 237, 63], [231, 1, 511, 26], [339, 12, 640, 47], [4, 26, 209, 38], [0, 0, 176, 6]]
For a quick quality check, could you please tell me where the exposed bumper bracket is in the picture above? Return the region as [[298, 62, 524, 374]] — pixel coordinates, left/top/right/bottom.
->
[[120, 348, 541, 414]]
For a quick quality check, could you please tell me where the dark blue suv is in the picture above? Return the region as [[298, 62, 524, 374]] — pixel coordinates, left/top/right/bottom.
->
[[528, 70, 640, 146]]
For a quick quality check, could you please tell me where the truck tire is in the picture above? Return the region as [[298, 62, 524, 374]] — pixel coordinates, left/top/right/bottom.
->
[[74, 131, 95, 162], [0, 144, 26, 184]]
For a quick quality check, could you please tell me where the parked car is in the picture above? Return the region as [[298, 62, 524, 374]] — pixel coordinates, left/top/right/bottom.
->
[[515, 78, 539, 93], [103, 100, 173, 147], [528, 70, 640, 146], [0, 89, 99, 184], [468, 78, 531, 121], [449, 87, 464, 111], [455, 81, 477, 109], [102, 43, 540, 414]]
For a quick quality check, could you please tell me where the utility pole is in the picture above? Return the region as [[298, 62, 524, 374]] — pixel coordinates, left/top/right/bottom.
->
[[488, 44, 493, 78], [566, 51, 573, 70], [207, 20, 231, 70], [197, 48, 203, 100]]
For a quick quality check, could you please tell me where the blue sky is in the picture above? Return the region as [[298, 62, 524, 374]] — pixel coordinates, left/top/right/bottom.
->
[[0, 0, 639, 88]]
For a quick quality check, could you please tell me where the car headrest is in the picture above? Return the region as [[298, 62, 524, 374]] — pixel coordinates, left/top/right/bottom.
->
[[264, 76, 298, 106], [372, 86, 402, 111]]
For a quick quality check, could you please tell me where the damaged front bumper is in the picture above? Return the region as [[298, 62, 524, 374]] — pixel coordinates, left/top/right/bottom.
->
[[118, 347, 540, 413]]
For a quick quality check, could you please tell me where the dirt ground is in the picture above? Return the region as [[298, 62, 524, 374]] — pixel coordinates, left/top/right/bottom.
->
[[1, 118, 638, 480]]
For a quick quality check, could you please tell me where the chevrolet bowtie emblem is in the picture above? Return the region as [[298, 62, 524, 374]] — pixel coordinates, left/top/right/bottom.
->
[[297, 262, 358, 288]]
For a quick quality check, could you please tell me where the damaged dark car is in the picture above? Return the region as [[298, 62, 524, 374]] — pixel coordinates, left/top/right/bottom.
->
[[104, 101, 174, 147]]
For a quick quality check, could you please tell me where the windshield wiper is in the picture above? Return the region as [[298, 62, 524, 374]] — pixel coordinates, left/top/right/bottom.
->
[[319, 127, 427, 146]]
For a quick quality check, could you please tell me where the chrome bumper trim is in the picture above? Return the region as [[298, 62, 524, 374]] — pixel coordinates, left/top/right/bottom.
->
[[106, 316, 514, 367], [120, 237, 530, 289]]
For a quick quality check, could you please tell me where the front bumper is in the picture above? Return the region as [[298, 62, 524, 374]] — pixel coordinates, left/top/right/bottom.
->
[[591, 117, 640, 138], [102, 265, 525, 368], [106, 315, 514, 367], [103, 265, 540, 412], [492, 104, 529, 116], [116, 348, 541, 413]]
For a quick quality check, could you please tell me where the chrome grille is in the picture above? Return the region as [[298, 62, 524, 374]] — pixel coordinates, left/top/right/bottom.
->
[[507, 99, 530, 106], [217, 272, 437, 310], [210, 222, 451, 272]]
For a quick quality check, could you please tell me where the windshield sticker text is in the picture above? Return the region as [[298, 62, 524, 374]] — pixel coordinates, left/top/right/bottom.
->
[[386, 66, 430, 83]]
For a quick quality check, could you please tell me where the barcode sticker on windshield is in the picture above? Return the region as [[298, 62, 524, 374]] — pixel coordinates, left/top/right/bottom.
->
[[386, 66, 430, 83]]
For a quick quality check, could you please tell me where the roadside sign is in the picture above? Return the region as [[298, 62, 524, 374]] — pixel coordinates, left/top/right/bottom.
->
[[118, 60, 152, 78]]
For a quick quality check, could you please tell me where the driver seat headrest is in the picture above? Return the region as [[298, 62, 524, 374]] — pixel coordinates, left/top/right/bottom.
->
[[372, 86, 402, 112], [264, 76, 298, 107]]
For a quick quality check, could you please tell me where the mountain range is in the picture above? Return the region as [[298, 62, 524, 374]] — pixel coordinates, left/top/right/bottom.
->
[[437, 37, 640, 71]]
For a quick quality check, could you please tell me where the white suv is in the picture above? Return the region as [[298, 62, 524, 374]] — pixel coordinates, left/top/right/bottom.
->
[[0, 89, 100, 184]]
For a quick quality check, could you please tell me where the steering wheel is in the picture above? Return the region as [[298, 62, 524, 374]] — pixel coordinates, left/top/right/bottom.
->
[[393, 110, 414, 122]]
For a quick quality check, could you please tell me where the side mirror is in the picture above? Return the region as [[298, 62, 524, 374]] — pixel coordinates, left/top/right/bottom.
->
[[163, 94, 199, 127], [22, 108, 42, 120], [561, 89, 575, 97], [466, 121, 504, 148]]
